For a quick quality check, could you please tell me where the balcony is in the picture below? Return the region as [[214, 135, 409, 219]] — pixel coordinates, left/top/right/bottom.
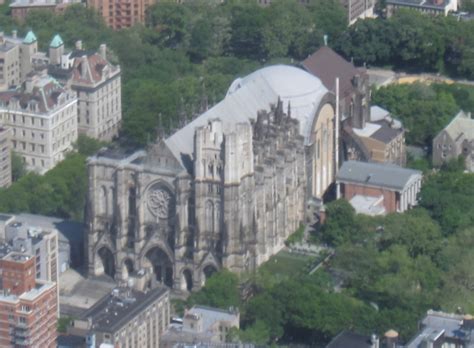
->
[[14, 330, 30, 338], [14, 337, 31, 346]]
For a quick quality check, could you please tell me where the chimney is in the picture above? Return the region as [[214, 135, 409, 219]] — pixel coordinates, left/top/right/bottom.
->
[[80, 56, 88, 78], [99, 43, 106, 60], [12, 30, 17, 39], [75, 40, 82, 50], [371, 334, 379, 348], [25, 74, 36, 93], [0, 32, 4, 45]]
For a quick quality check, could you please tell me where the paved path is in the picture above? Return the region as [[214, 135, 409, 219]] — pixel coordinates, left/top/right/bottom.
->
[[367, 68, 474, 87]]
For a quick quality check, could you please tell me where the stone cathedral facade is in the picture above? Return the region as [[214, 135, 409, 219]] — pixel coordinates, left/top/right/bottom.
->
[[86, 65, 336, 291]]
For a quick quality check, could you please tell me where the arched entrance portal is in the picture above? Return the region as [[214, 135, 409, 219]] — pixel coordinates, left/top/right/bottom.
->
[[144, 247, 173, 287], [181, 269, 193, 291], [203, 264, 218, 282], [97, 247, 115, 279], [123, 259, 134, 278]]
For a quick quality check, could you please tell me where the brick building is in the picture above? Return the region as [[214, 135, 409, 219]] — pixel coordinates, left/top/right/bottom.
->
[[88, 0, 154, 29], [0, 253, 58, 347], [336, 160, 422, 215]]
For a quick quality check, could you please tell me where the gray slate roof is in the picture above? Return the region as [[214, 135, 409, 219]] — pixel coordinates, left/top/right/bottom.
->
[[336, 160, 421, 191]]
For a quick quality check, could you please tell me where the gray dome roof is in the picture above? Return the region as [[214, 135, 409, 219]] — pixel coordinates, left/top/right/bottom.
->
[[227, 65, 329, 141]]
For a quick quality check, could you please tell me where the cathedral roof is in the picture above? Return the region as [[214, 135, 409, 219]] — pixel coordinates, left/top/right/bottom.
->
[[302, 46, 363, 97], [165, 65, 330, 169]]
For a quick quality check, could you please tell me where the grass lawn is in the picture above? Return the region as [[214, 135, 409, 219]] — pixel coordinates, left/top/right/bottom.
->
[[259, 250, 314, 279]]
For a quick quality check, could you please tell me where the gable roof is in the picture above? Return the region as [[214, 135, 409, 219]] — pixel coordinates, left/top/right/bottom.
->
[[302, 46, 361, 96], [336, 160, 421, 191], [437, 110, 474, 142]]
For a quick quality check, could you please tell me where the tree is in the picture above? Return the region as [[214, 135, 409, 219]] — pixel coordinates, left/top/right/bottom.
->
[[380, 208, 442, 259], [371, 83, 458, 147], [11, 151, 26, 182], [419, 171, 474, 235], [146, 2, 192, 49], [228, 3, 266, 60], [187, 270, 240, 309], [74, 135, 107, 157], [320, 199, 357, 246]]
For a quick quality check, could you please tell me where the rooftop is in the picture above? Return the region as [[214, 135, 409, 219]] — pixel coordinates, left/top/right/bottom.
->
[[23, 31, 37, 44], [79, 286, 168, 333], [0, 213, 13, 222], [436, 110, 474, 142], [0, 73, 74, 115], [184, 305, 239, 333], [0, 279, 55, 303], [1, 251, 32, 263], [302, 46, 363, 96], [386, 0, 452, 9], [349, 195, 386, 216], [50, 34, 64, 48], [336, 160, 422, 191], [406, 310, 474, 347], [166, 65, 329, 170], [371, 120, 403, 144], [0, 40, 16, 53], [9, 212, 84, 244]]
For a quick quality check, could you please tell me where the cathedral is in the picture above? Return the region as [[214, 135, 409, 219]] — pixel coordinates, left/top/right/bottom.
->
[[85, 65, 337, 291]]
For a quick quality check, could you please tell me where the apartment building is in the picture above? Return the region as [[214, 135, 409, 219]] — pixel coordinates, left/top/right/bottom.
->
[[73, 44, 121, 140], [68, 286, 170, 348], [0, 126, 11, 187], [341, 0, 376, 25], [0, 30, 39, 92], [1, 216, 60, 284], [0, 32, 21, 91], [48, 39, 122, 141], [0, 72, 78, 174], [0, 253, 58, 348], [9, 0, 82, 23], [88, 0, 155, 29]]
